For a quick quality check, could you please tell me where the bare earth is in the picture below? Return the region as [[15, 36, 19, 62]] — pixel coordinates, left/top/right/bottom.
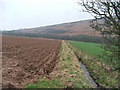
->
[[2, 36, 61, 88]]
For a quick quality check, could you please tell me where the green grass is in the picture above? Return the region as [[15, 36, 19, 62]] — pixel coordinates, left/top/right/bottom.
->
[[68, 41, 119, 88], [68, 41, 120, 68], [68, 41, 103, 59], [26, 78, 64, 88]]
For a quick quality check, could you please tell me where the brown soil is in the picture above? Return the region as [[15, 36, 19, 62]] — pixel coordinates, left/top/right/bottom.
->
[[2, 36, 61, 88]]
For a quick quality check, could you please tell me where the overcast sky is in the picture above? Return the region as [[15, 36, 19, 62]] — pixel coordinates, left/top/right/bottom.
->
[[0, 0, 94, 30]]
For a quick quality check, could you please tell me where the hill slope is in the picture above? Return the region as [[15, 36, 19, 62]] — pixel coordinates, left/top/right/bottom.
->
[[2, 19, 102, 43], [3, 19, 101, 36]]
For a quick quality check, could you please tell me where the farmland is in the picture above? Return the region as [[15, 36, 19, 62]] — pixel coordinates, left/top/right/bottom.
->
[[2, 36, 119, 88], [2, 36, 61, 88], [2, 36, 96, 88]]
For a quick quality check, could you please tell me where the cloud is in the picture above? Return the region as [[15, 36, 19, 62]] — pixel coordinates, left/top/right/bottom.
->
[[0, 0, 93, 30]]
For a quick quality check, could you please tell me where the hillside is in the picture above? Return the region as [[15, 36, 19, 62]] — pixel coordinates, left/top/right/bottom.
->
[[3, 19, 101, 36], [2, 19, 102, 43]]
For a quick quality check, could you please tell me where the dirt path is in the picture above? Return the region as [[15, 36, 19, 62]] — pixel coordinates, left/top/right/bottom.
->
[[64, 41, 98, 88]]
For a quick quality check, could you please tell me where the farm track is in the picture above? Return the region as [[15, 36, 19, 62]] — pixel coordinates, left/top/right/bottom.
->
[[2, 36, 61, 88]]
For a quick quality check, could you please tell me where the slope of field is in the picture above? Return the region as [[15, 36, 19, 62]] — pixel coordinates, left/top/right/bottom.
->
[[68, 41, 119, 88], [2, 36, 61, 88], [26, 41, 93, 88]]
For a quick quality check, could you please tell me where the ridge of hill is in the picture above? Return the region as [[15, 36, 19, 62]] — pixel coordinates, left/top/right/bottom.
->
[[2, 19, 103, 43]]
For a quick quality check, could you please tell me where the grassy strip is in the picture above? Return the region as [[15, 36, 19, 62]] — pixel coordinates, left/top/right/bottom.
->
[[68, 41, 119, 88], [25, 41, 93, 88], [26, 78, 63, 88]]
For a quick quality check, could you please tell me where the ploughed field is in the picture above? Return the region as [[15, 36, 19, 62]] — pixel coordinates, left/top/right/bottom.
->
[[2, 36, 61, 88]]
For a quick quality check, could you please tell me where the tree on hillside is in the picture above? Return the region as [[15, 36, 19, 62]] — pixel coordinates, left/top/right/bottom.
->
[[79, 1, 120, 69]]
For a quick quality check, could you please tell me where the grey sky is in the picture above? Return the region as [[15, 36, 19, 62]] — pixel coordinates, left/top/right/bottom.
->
[[0, 0, 94, 30]]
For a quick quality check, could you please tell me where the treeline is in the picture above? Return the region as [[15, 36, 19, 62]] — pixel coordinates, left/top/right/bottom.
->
[[2, 31, 103, 43]]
